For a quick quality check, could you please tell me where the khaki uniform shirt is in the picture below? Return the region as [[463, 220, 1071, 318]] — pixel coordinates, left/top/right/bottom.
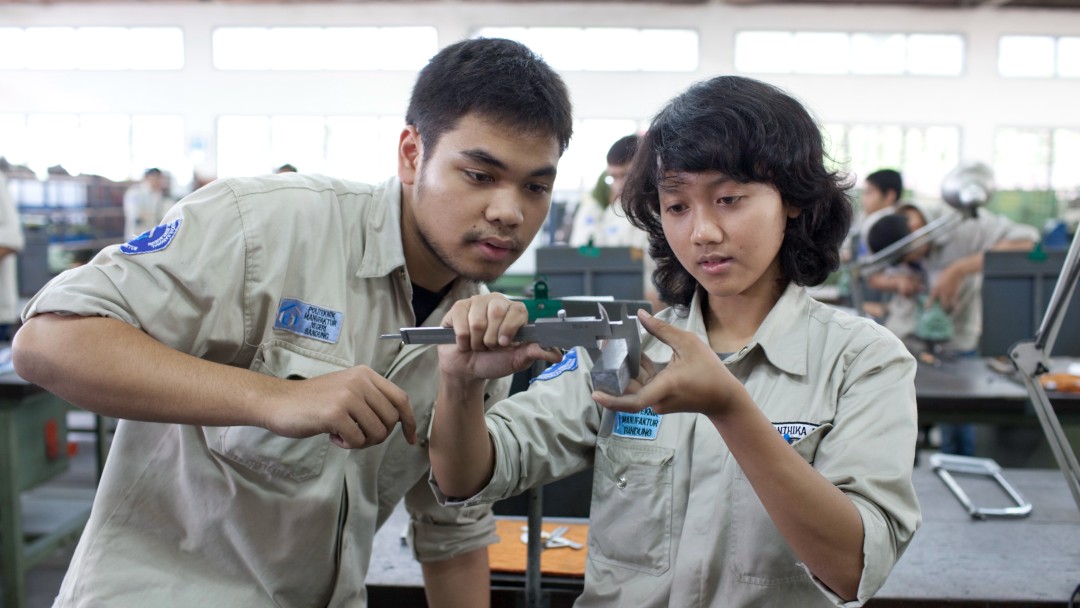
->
[[885, 202, 1040, 352], [436, 284, 921, 607], [25, 174, 508, 607]]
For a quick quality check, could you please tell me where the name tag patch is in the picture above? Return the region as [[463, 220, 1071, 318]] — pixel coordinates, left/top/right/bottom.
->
[[774, 421, 820, 444], [531, 349, 578, 383], [613, 407, 662, 440], [120, 219, 182, 255], [274, 298, 342, 344]]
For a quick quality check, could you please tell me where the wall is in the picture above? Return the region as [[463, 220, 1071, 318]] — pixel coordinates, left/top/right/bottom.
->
[[1, 1, 1079, 178]]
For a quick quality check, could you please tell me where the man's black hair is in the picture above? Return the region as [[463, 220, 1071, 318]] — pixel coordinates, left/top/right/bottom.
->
[[405, 38, 573, 160], [606, 134, 638, 166], [622, 75, 853, 308], [866, 169, 904, 202], [867, 212, 912, 254]]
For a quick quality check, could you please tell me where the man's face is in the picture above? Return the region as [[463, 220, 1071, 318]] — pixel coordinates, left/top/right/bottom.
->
[[398, 113, 560, 290], [605, 162, 630, 205], [860, 183, 893, 215]]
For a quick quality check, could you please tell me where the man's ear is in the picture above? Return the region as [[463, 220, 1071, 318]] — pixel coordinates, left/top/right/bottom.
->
[[398, 126, 422, 186]]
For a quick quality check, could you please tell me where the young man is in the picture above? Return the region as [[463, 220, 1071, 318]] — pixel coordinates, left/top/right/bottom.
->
[[122, 167, 174, 238], [12, 37, 572, 608]]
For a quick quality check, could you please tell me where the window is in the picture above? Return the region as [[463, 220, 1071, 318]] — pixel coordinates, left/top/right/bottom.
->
[[0, 114, 186, 183], [825, 124, 961, 198], [735, 31, 964, 76], [216, 115, 403, 181], [994, 127, 1080, 193], [999, 35, 1080, 78], [473, 27, 698, 72], [0, 27, 182, 70], [212, 27, 437, 71]]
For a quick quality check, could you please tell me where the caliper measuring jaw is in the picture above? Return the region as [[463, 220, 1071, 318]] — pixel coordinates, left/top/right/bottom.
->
[[380, 303, 643, 395]]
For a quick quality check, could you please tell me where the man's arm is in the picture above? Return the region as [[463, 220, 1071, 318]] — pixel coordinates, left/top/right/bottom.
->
[[13, 313, 415, 448], [931, 237, 1036, 309], [421, 547, 490, 608]]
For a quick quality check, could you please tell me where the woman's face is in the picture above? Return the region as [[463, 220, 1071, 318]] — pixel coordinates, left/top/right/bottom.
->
[[658, 171, 797, 301]]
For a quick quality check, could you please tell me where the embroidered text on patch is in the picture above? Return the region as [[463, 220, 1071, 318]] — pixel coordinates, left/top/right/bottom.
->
[[773, 421, 821, 444], [120, 219, 182, 255], [274, 298, 343, 344], [531, 349, 578, 383], [613, 407, 662, 440]]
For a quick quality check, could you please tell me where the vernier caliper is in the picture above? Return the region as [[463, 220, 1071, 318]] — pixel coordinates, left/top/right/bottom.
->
[[380, 304, 641, 395]]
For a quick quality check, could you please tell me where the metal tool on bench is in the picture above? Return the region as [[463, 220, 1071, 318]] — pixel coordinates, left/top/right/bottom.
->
[[929, 453, 1033, 519], [380, 303, 642, 395]]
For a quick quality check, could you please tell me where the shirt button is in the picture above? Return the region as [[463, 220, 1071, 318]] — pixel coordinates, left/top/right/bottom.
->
[[419, 438, 428, 448], [616, 476, 627, 489]]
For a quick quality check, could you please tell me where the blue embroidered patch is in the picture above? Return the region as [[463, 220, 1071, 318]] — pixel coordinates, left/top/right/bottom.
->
[[119, 219, 182, 255], [274, 298, 343, 344], [531, 349, 578, 383], [613, 407, 662, 440]]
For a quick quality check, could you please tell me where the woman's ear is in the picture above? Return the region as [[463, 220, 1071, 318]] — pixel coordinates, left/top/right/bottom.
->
[[785, 204, 802, 219]]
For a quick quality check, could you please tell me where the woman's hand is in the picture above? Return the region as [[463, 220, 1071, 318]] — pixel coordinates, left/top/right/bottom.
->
[[591, 310, 742, 417]]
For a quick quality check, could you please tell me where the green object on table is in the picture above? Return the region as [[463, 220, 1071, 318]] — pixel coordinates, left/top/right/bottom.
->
[[520, 279, 565, 321], [1028, 241, 1049, 262], [915, 296, 954, 342]]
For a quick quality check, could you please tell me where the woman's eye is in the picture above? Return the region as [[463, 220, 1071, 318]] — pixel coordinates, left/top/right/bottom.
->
[[718, 196, 742, 205]]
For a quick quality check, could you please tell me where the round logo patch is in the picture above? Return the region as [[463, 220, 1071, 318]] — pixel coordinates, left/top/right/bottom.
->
[[120, 219, 182, 255]]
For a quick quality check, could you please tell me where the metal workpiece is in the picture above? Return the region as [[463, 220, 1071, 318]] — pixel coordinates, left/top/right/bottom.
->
[[381, 303, 643, 395]]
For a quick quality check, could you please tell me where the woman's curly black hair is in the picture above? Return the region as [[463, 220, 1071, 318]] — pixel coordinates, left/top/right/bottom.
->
[[622, 76, 853, 308]]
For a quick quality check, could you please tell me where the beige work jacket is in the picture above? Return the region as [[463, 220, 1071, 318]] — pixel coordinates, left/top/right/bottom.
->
[[436, 284, 921, 607], [25, 174, 508, 607]]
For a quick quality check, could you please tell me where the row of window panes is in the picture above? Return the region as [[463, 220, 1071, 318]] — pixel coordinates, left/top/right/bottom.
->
[[999, 36, 1080, 78], [735, 31, 965, 76], [212, 27, 438, 70], [0, 114, 187, 185], [0, 28, 183, 70], [214, 27, 698, 72], [824, 125, 963, 197], [4, 25, 1080, 77], [472, 28, 698, 72], [5, 112, 1079, 196], [217, 115, 646, 191]]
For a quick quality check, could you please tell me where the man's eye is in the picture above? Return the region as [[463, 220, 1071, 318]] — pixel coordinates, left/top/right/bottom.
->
[[526, 183, 551, 195], [718, 196, 742, 205], [466, 171, 494, 183]]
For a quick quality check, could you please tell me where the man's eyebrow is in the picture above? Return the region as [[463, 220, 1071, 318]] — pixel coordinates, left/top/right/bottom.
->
[[461, 148, 557, 179]]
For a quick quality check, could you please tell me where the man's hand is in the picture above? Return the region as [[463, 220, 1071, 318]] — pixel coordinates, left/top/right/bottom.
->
[[262, 365, 416, 449], [927, 261, 965, 311], [893, 274, 924, 297], [591, 310, 743, 417], [437, 294, 562, 383]]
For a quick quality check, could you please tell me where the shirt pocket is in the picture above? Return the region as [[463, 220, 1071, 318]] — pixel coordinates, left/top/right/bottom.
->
[[588, 438, 674, 576], [206, 340, 350, 484], [730, 422, 832, 585]]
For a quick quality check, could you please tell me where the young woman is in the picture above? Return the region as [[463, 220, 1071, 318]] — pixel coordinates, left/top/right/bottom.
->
[[429, 75, 921, 607]]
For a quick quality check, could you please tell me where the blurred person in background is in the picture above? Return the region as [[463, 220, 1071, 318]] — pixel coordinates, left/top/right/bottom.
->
[[0, 173, 23, 341], [123, 167, 174, 238]]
